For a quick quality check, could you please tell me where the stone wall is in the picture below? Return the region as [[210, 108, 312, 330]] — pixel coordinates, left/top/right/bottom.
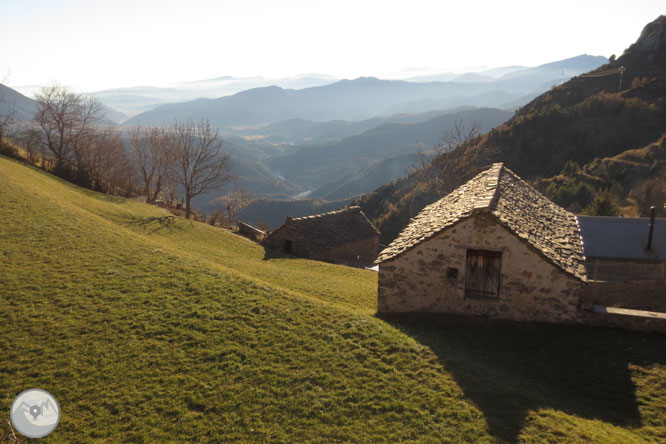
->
[[263, 222, 303, 254], [308, 237, 378, 267], [581, 281, 666, 312], [378, 212, 584, 323], [578, 310, 666, 334], [265, 223, 378, 266], [585, 258, 666, 282]]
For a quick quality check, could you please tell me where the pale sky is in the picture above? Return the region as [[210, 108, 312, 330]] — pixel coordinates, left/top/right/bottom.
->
[[1, 0, 663, 92]]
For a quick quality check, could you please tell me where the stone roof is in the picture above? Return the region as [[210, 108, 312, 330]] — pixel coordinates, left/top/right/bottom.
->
[[270, 206, 379, 252], [377, 163, 587, 281]]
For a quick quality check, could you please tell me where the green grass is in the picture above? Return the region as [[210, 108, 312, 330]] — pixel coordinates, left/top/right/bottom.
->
[[1, 155, 665, 443]]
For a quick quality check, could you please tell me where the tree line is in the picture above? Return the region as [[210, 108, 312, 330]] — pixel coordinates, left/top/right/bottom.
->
[[1, 84, 235, 220]]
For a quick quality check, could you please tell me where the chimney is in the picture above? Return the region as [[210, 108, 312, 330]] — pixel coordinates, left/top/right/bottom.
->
[[647, 206, 656, 251]]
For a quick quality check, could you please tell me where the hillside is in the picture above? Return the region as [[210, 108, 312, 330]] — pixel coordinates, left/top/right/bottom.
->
[[267, 107, 512, 192], [310, 153, 414, 202], [0, 84, 38, 121], [356, 15, 666, 244], [2, 154, 666, 443], [536, 137, 666, 217]]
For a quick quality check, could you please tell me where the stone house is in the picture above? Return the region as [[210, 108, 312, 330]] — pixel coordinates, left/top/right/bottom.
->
[[376, 163, 588, 323], [264, 206, 380, 267]]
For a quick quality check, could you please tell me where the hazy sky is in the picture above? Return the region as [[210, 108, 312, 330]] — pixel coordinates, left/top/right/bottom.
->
[[1, 0, 663, 92]]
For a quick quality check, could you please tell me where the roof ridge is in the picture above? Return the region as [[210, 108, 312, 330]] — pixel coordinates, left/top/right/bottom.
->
[[290, 205, 360, 222], [485, 163, 504, 212], [471, 162, 504, 212]]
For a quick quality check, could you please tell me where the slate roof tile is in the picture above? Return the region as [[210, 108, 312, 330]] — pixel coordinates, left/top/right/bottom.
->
[[268, 206, 379, 253], [377, 163, 587, 281]]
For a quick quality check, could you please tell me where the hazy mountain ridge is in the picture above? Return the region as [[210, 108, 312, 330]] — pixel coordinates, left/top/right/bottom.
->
[[91, 75, 341, 116], [0, 84, 37, 120], [229, 109, 456, 144], [265, 107, 513, 192], [124, 55, 607, 128]]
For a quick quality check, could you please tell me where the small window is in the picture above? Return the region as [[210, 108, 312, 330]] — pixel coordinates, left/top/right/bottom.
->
[[283, 239, 293, 254], [465, 249, 501, 298], [446, 267, 458, 279]]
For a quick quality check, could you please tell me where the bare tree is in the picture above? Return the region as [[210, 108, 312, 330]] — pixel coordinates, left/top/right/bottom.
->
[[81, 129, 136, 194], [15, 127, 42, 165], [33, 84, 104, 170], [0, 80, 15, 144], [410, 119, 482, 173], [214, 187, 251, 226], [408, 140, 436, 174], [129, 125, 171, 203], [439, 118, 481, 153], [168, 118, 236, 219], [0, 99, 14, 144], [0, 69, 13, 141], [411, 119, 483, 195]]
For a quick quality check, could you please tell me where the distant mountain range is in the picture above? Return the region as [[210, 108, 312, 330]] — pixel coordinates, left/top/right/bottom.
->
[[90, 75, 340, 116], [124, 55, 606, 128], [6, 54, 605, 128]]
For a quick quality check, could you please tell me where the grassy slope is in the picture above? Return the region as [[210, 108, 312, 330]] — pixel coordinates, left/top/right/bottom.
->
[[1, 155, 665, 443]]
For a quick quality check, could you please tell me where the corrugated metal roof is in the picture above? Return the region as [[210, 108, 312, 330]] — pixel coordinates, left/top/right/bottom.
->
[[577, 216, 666, 260]]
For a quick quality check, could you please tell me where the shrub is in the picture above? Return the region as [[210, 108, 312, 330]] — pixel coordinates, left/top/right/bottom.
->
[[584, 191, 621, 216], [0, 139, 21, 160]]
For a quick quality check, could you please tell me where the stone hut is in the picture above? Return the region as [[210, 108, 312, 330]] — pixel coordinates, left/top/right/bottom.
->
[[265, 206, 380, 267], [237, 221, 266, 242], [376, 163, 588, 323]]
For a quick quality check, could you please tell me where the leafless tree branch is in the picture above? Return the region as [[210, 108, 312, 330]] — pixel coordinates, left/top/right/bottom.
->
[[167, 118, 237, 219]]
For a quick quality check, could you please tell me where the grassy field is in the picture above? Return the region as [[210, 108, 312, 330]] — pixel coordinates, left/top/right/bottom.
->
[[1, 154, 665, 443]]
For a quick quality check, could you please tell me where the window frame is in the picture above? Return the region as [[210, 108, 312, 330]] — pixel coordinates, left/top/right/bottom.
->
[[464, 249, 502, 299]]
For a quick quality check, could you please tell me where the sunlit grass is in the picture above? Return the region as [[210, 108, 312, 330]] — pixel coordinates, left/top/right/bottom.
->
[[1, 155, 664, 443]]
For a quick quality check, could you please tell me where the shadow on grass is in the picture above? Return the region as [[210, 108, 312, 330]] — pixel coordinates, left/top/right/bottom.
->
[[262, 246, 298, 261], [381, 313, 666, 443], [114, 215, 183, 234]]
